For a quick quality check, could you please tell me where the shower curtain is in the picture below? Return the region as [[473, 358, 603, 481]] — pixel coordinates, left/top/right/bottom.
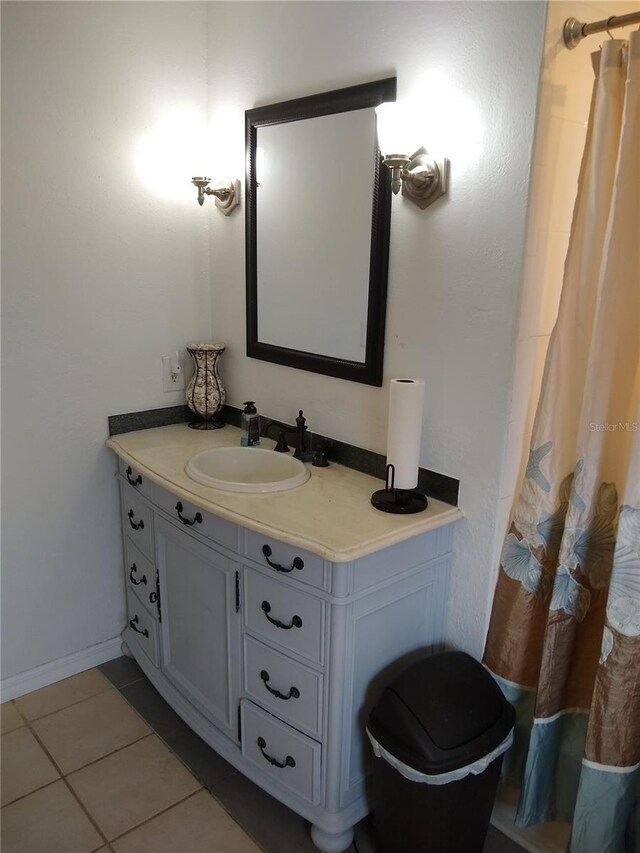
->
[[484, 33, 639, 853]]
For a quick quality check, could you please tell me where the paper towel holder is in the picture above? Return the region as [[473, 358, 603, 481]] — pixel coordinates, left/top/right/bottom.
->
[[371, 463, 428, 514]]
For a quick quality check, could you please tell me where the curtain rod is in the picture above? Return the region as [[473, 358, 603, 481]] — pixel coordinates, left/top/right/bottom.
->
[[564, 10, 640, 48]]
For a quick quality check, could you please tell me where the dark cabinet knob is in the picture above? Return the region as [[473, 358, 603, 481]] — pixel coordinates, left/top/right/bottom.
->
[[260, 669, 300, 701], [126, 466, 142, 487], [129, 564, 147, 586], [262, 544, 304, 573], [176, 502, 202, 526], [129, 615, 149, 638], [257, 736, 296, 769], [261, 601, 303, 630], [127, 510, 144, 531]]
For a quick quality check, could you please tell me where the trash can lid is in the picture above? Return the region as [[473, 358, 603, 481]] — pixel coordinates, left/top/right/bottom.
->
[[367, 651, 515, 775]]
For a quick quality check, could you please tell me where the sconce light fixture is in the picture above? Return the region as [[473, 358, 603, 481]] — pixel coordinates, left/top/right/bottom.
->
[[375, 103, 449, 210], [191, 177, 241, 215]]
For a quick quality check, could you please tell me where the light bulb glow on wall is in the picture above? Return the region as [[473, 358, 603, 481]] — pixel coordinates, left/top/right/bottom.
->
[[409, 70, 484, 177], [208, 105, 245, 178], [375, 102, 417, 157], [134, 109, 211, 202]]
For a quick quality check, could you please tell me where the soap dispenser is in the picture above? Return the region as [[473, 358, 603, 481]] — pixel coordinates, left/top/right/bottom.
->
[[241, 401, 260, 447]]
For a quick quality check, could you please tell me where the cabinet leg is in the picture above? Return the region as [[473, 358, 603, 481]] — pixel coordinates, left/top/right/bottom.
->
[[310, 824, 354, 853], [121, 640, 134, 659]]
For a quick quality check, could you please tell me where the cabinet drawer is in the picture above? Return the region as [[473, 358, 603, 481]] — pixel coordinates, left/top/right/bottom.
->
[[118, 459, 155, 502], [244, 636, 323, 738], [244, 532, 325, 590], [120, 487, 154, 560], [154, 487, 237, 552], [124, 538, 158, 619], [244, 571, 324, 665], [241, 700, 321, 806], [125, 587, 159, 667]]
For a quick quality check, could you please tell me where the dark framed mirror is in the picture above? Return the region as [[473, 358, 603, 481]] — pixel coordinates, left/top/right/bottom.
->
[[245, 77, 396, 387]]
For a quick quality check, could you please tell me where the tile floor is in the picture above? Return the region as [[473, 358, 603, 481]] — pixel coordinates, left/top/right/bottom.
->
[[2, 657, 526, 853], [1, 665, 259, 853]]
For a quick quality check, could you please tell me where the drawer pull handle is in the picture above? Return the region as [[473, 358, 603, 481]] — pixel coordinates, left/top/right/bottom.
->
[[127, 510, 145, 530], [260, 670, 300, 701], [262, 544, 304, 574], [261, 601, 303, 630], [129, 615, 149, 638], [125, 466, 142, 487], [176, 502, 202, 526], [257, 736, 296, 769], [129, 563, 147, 586], [149, 590, 159, 605]]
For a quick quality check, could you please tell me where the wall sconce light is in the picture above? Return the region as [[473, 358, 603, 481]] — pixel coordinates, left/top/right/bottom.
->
[[191, 177, 241, 215], [375, 103, 449, 210]]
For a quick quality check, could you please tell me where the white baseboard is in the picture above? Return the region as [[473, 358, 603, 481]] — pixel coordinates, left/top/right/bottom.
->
[[1, 636, 123, 701]]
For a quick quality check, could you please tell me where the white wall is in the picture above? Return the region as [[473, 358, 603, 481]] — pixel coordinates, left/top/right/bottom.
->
[[1, 2, 211, 683], [494, 0, 640, 575], [1, 0, 550, 686], [205, 1, 547, 656]]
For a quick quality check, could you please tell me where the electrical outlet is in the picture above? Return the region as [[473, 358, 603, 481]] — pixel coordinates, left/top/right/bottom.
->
[[162, 353, 185, 392]]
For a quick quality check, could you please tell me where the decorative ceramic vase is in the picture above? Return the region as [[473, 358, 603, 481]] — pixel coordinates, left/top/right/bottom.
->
[[185, 343, 226, 430]]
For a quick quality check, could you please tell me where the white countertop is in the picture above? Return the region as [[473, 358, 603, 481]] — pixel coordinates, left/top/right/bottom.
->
[[107, 424, 462, 563]]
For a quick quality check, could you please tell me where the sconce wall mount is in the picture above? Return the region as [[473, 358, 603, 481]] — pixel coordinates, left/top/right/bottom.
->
[[191, 177, 240, 215], [382, 147, 449, 210]]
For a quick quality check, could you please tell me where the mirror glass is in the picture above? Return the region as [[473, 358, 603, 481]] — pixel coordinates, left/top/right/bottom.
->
[[246, 78, 396, 386]]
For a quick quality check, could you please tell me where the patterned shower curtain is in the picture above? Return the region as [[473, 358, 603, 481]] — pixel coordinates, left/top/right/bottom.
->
[[484, 34, 639, 853]]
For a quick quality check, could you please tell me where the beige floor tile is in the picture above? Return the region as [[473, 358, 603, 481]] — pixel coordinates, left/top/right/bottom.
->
[[112, 790, 261, 853], [1, 779, 104, 853], [1, 727, 60, 805], [1, 701, 25, 735], [31, 689, 150, 774], [68, 734, 201, 840], [14, 669, 112, 721]]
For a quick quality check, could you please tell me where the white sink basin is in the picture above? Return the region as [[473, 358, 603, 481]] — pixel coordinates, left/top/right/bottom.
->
[[185, 447, 310, 493]]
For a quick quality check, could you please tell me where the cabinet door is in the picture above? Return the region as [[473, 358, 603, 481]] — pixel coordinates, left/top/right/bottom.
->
[[155, 518, 241, 741]]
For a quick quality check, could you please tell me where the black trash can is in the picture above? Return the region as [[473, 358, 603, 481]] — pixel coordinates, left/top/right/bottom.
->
[[367, 651, 515, 853]]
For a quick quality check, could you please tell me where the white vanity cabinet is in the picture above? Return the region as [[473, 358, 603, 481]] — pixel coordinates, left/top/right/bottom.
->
[[110, 434, 460, 853], [155, 517, 242, 742]]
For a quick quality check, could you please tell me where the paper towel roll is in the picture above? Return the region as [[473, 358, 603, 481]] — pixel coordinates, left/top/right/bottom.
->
[[386, 378, 425, 490]]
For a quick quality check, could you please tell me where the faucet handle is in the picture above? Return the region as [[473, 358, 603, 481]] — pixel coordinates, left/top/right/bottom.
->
[[263, 421, 291, 452], [273, 429, 290, 453], [296, 410, 306, 431]]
